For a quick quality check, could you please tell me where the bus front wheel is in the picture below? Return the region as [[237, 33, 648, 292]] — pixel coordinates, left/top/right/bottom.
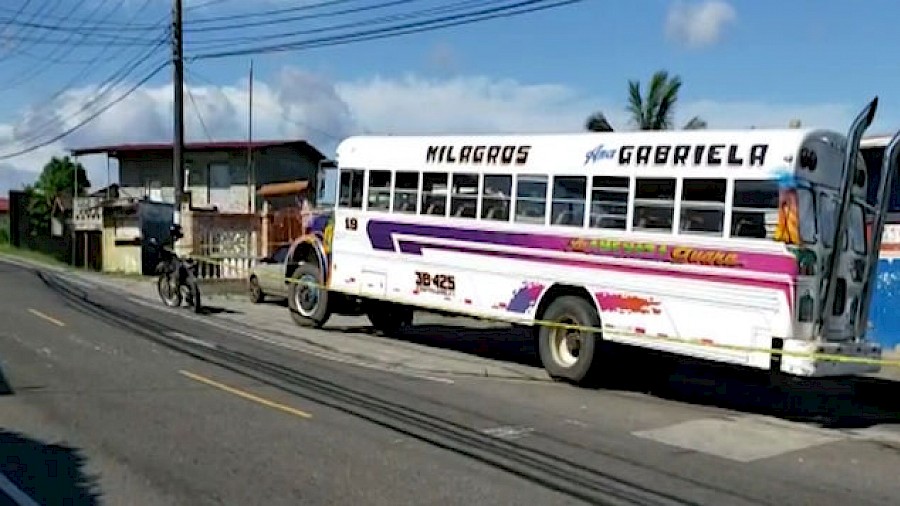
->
[[537, 295, 602, 385], [288, 262, 331, 328]]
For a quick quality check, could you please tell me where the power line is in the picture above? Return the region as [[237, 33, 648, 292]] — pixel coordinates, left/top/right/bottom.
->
[[184, 0, 420, 33], [0, 60, 168, 161], [9, 37, 169, 149], [189, 0, 583, 60], [184, 0, 500, 50], [185, 0, 364, 24], [185, 80, 214, 142], [0, 0, 164, 91]]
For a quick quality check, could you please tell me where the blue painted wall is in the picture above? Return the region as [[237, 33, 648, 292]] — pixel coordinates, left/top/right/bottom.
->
[[868, 257, 900, 351]]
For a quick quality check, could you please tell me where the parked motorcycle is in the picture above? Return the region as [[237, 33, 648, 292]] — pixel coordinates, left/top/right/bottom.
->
[[149, 224, 202, 313]]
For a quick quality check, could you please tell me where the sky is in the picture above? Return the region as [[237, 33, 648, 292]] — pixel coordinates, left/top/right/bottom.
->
[[1, 0, 899, 194]]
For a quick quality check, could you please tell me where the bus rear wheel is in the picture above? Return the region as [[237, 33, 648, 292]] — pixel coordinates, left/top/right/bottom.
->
[[288, 262, 331, 328], [366, 301, 414, 336], [537, 295, 602, 385]]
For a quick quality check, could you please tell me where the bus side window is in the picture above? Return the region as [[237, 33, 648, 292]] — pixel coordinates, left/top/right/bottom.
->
[[633, 178, 675, 233], [339, 169, 364, 209], [393, 171, 419, 214], [515, 175, 548, 224], [680, 178, 726, 236], [481, 174, 512, 221], [367, 170, 391, 211], [451, 173, 478, 218], [731, 180, 778, 239], [551, 176, 587, 227], [421, 172, 448, 216], [589, 176, 629, 230]]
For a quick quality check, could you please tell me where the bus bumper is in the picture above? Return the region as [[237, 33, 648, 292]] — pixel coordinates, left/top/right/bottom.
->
[[778, 339, 882, 377]]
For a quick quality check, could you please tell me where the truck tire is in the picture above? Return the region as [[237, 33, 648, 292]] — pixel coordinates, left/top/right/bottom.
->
[[366, 301, 414, 335], [288, 262, 331, 328], [537, 295, 602, 385]]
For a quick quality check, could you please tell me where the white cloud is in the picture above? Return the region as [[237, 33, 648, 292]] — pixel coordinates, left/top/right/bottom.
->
[[665, 0, 737, 49], [0, 64, 883, 195]]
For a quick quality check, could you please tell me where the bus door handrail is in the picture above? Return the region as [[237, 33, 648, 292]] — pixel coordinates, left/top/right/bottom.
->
[[857, 129, 900, 338], [818, 97, 878, 335]]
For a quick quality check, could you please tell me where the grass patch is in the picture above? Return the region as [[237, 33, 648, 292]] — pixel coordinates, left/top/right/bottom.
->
[[0, 243, 70, 269]]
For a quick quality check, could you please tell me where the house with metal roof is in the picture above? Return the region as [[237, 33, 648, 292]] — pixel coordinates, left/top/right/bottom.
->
[[66, 139, 327, 276]]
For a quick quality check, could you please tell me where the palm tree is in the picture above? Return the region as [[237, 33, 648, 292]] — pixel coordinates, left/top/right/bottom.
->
[[584, 112, 614, 132], [585, 70, 705, 132]]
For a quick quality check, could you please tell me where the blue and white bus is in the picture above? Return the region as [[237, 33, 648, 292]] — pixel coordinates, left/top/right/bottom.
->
[[862, 135, 900, 351]]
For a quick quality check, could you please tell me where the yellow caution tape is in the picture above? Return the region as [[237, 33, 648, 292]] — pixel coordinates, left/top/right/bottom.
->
[[165, 247, 900, 369]]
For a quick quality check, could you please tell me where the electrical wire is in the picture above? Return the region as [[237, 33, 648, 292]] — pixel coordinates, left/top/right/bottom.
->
[[189, 0, 583, 60], [1, 0, 163, 90], [184, 0, 421, 33], [9, 37, 169, 149], [0, 60, 168, 161], [184, 0, 503, 50]]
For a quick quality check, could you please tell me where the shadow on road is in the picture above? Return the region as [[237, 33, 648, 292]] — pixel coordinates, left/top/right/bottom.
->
[[336, 322, 542, 368], [299, 314, 900, 430], [36, 266, 900, 433], [0, 431, 100, 505]]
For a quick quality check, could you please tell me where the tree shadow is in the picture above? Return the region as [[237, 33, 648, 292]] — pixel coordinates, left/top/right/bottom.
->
[[0, 430, 101, 505]]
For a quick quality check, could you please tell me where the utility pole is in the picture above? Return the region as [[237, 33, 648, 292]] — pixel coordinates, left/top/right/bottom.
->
[[246, 59, 254, 214], [172, 0, 185, 228]]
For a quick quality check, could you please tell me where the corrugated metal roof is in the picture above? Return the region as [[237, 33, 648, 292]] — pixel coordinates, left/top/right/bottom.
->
[[68, 139, 325, 159]]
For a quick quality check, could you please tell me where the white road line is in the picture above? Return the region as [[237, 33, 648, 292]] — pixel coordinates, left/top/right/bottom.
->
[[0, 472, 40, 506]]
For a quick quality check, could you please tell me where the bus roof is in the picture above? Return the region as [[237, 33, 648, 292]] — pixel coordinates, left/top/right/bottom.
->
[[335, 128, 843, 176]]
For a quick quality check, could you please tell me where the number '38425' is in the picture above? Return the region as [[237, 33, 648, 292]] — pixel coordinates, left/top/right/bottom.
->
[[415, 271, 455, 291]]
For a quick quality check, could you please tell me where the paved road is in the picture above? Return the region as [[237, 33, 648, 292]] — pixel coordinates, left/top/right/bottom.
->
[[2, 259, 900, 505]]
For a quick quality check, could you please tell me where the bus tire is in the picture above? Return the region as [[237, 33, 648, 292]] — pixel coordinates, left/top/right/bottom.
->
[[366, 301, 414, 336], [537, 295, 602, 385], [288, 262, 331, 328]]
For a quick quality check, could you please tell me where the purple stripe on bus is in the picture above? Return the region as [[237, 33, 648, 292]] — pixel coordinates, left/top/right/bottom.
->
[[395, 239, 793, 302], [367, 219, 798, 276]]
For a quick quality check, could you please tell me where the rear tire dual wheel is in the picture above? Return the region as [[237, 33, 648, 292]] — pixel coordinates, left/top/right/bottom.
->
[[537, 295, 604, 385], [366, 301, 414, 336]]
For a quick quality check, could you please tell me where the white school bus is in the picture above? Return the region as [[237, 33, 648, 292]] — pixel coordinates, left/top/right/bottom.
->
[[285, 99, 899, 385]]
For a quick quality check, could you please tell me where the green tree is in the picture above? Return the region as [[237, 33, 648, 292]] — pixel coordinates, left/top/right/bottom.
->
[[25, 156, 91, 236], [585, 70, 705, 132]]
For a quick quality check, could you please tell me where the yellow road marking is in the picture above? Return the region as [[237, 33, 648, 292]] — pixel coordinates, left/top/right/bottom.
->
[[27, 308, 65, 327], [179, 370, 312, 419]]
